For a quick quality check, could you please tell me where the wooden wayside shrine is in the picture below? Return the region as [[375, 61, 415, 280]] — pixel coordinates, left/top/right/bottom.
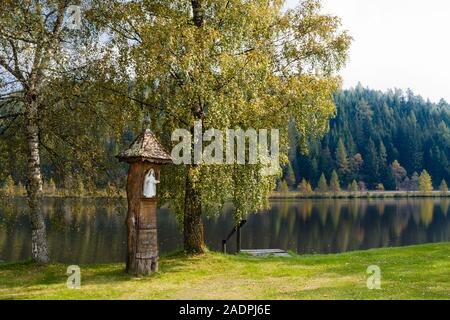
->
[[117, 127, 172, 276]]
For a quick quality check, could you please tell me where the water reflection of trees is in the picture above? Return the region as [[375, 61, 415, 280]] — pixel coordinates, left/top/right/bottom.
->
[[240, 199, 450, 254], [1, 198, 449, 262], [0, 197, 184, 263]]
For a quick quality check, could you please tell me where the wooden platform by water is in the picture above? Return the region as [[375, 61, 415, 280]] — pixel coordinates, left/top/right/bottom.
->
[[241, 249, 290, 257]]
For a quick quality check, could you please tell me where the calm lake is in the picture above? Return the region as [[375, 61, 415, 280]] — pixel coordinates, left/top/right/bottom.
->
[[0, 197, 449, 263]]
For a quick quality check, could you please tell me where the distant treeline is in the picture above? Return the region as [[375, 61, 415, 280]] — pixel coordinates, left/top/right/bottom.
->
[[0, 175, 124, 198], [282, 85, 450, 191], [2, 85, 450, 195]]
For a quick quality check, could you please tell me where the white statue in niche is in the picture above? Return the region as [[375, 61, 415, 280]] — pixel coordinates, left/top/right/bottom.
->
[[143, 169, 159, 198]]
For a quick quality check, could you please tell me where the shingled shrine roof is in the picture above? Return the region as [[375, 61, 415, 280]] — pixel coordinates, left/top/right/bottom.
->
[[117, 129, 173, 164]]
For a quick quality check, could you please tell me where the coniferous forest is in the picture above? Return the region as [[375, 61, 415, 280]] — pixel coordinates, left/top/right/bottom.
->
[[285, 85, 450, 191], [1, 85, 449, 195]]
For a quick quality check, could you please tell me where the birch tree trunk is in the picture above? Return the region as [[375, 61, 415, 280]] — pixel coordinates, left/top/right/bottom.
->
[[181, 0, 206, 254], [25, 91, 49, 264], [183, 166, 205, 253]]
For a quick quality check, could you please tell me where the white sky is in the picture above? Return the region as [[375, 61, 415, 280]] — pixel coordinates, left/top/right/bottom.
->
[[286, 0, 450, 102]]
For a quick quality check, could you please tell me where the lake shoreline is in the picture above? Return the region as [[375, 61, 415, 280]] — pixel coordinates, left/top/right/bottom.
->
[[4, 190, 450, 200], [270, 190, 450, 199], [4, 191, 450, 200]]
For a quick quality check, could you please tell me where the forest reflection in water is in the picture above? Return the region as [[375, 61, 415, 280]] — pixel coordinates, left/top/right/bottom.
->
[[0, 197, 449, 263]]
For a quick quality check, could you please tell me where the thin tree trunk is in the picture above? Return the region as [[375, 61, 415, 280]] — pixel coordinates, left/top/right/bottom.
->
[[191, 0, 205, 27], [183, 166, 205, 253], [25, 92, 49, 264]]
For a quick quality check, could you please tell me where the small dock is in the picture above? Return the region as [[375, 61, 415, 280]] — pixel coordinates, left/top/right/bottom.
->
[[221, 220, 291, 257], [241, 249, 290, 257]]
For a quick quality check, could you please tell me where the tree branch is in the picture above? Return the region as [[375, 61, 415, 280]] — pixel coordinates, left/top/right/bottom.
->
[[101, 85, 190, 127], [0, 56, 24, 83], [0, 114, 20, 135], [8, 39, 25, 83], [0, 112, 23, 120]]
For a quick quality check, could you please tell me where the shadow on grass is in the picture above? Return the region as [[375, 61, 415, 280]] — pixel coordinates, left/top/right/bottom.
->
[[0, 251, 195, 289]]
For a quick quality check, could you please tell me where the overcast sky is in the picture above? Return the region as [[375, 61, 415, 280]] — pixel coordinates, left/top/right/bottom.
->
[[285, 0, 450, 102]]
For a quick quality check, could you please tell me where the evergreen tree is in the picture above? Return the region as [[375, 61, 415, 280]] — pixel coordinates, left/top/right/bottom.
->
[[279, 180, 289, 194], [317, 173, 328, 193], [358, 181, 367, 192], [375, 183, 385, 191], [379, 141, 387, 168], [319, 147, 334, 177], [350, 153, 364, 181], [2, 175, 15, 196], [284, 163, 296, 188], [378, 141, 391, 187], [335, 138, 350, 182], [439, 179, 448, 194], [44, 178, 57, 195], [365, 139, 379, 187], [391, 160, 408, 190], [409, 172, 420, 191], [16, 182, 26, 197], [350, 180, 359, 192], [298, 179, 313, 194], [419, 170, 433, 193], [298, 179, 307, 192], [48, 179, 57, 195], [330, 170, 341, 194], [306, 181, 313, 194], [384, 166, 397, 190]]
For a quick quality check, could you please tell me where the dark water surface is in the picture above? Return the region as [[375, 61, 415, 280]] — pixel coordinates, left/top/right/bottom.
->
[[0, 197, 449, 263]]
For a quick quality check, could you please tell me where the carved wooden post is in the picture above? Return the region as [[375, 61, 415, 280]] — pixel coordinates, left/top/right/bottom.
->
[[117, 128, 172, 276]]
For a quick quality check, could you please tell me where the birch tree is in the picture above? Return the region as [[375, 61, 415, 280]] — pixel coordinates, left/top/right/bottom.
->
[[0, 0, 112, 263], [97, 0, 351, 253]]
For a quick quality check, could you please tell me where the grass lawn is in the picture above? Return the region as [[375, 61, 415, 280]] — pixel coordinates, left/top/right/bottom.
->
[[0, 243, 449, 300]]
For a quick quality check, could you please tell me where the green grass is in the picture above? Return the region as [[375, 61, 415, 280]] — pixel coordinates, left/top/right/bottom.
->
[[1, 243, 449, 300]]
